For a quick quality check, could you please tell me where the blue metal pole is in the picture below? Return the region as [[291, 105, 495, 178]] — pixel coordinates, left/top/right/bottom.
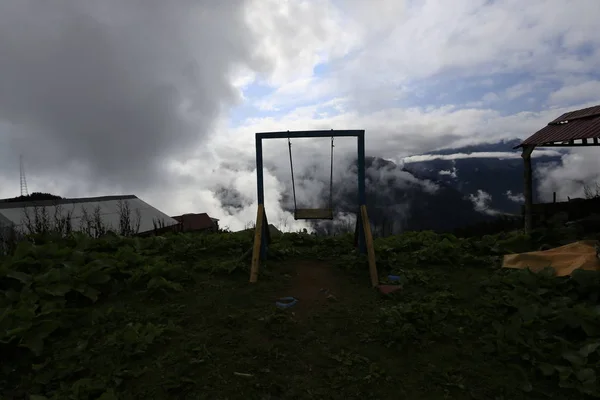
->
[[255, 134, 268, 258], [256, 134, 264, 205], [257, 130, 363, 140], [357, 132, 366, 254], [357, 131, 366, 205]]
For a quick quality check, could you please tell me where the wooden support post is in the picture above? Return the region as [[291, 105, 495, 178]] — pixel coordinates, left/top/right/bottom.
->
[[249, 204, 265, 283], [521, 145, 535, 234], [353, 211, 360, 248], [553, 192, 556, 203], [360, 205, 378, 287], [260, 208, 270, 262]]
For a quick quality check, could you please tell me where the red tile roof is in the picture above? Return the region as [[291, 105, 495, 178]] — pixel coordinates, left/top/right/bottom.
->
[[172, 213, 218, 231], [517, 105, 600, 148]]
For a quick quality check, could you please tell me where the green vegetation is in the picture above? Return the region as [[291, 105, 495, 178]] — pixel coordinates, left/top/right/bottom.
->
[[1, 227, 600, 399]]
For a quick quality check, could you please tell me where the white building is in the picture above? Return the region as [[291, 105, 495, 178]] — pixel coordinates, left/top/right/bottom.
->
[[0, 194, 178, 236]]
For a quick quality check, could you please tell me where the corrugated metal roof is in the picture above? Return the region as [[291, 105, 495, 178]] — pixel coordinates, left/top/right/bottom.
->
[[0, 194, 137, 209], [550, 105, 600, 123], [518, 105, 600, 147], [0, 195, 178, 234]]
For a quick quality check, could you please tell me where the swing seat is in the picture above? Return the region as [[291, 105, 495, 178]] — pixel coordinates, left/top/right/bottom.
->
[[294, 208, 334, 220]]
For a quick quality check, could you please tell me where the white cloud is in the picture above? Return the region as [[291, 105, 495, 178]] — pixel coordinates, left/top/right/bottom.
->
[[482, 92, 501, 104], [468, 189, 500, 216], [548, 80, 600, 106], [505, 190, 525, 203], [3, 0, 600, 233], [327, 0, 600, 94], [513, 81, 540, 98], [439, 168, 458, 178], [367, 160, 440, 194], [536, 148, 600, 203], [245, 0, 359, 87], [235, 103, 567, 160], [403, 150, 562, 164]]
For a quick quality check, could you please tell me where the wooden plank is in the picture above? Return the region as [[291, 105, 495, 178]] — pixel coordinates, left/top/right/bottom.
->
[[353, 213, 359, 248], [263, 208, 271, 246], [249, 205, 265, 283], [360, 205, 378, 287], [294, 208, 333, 220]]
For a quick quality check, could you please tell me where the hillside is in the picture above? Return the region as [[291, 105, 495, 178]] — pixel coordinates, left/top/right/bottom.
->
[[314, 156, 495, 235], [403, 139, 563, 215], [0, 192, 63, 204], [306, 155, 507, 236], [1, 227, 600, 399]]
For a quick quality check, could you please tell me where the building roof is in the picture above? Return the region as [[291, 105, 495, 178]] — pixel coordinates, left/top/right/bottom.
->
[[0, 212, 12, 227], [241, 223, 282, 236], [516, 105, 600, 148], [0, 194, 178, 234], [0, 194, 137, 209], [172, 213, 218, 231]]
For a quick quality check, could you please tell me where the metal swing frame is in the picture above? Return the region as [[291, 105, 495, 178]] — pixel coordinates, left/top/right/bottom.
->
[[249, 129, 378, 286]]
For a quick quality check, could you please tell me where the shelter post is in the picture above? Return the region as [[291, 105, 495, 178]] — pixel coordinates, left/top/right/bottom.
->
[[515, 104, 600, 232], [521, 145, 535, 233]]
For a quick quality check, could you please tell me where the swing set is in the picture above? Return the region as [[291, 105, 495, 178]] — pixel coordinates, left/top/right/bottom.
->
[[249, 129, 378, 286], [287, 135, 334, 220]]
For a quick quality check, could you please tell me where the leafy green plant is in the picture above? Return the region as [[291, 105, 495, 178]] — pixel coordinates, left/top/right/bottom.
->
[[1, 226, 599, 399], [105, 322, 167, 356]]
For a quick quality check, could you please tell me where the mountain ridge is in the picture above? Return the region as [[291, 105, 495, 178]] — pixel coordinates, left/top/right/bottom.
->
[[308, 139, 563, 234]]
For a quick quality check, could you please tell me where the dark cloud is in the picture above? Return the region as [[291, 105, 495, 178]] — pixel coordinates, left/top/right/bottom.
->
[[0, 0, 266, 190], [215, 186, 252, 215]]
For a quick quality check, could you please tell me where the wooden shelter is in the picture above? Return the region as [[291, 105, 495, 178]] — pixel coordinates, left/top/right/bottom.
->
[[515, 104, 600, 232]]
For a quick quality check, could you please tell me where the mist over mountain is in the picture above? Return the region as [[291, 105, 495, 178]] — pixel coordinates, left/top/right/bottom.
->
[[402, 139, 564, 216], [302, 139, 564, 235], [307, 156, 494, 236], [422, 139, 525, 156], [212, 139, 566, 234]]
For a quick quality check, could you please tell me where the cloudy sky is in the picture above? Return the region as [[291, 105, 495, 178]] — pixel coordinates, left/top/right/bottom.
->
[[1, 0, 599, 230]]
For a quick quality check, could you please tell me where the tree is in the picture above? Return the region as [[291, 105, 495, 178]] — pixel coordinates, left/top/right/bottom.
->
[[583, 182, 600, 199]]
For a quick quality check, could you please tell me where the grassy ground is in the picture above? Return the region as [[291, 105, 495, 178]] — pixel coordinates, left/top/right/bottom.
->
[[1, 229, 600, 399]]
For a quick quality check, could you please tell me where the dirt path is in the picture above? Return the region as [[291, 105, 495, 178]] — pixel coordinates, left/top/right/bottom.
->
[[274, 259, 363, 319]]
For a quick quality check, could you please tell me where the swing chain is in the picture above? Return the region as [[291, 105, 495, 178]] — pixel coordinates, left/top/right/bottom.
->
[[288, 135, 335, 216], [288, 137, 298, 211], [329, 136, 334, 211]]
